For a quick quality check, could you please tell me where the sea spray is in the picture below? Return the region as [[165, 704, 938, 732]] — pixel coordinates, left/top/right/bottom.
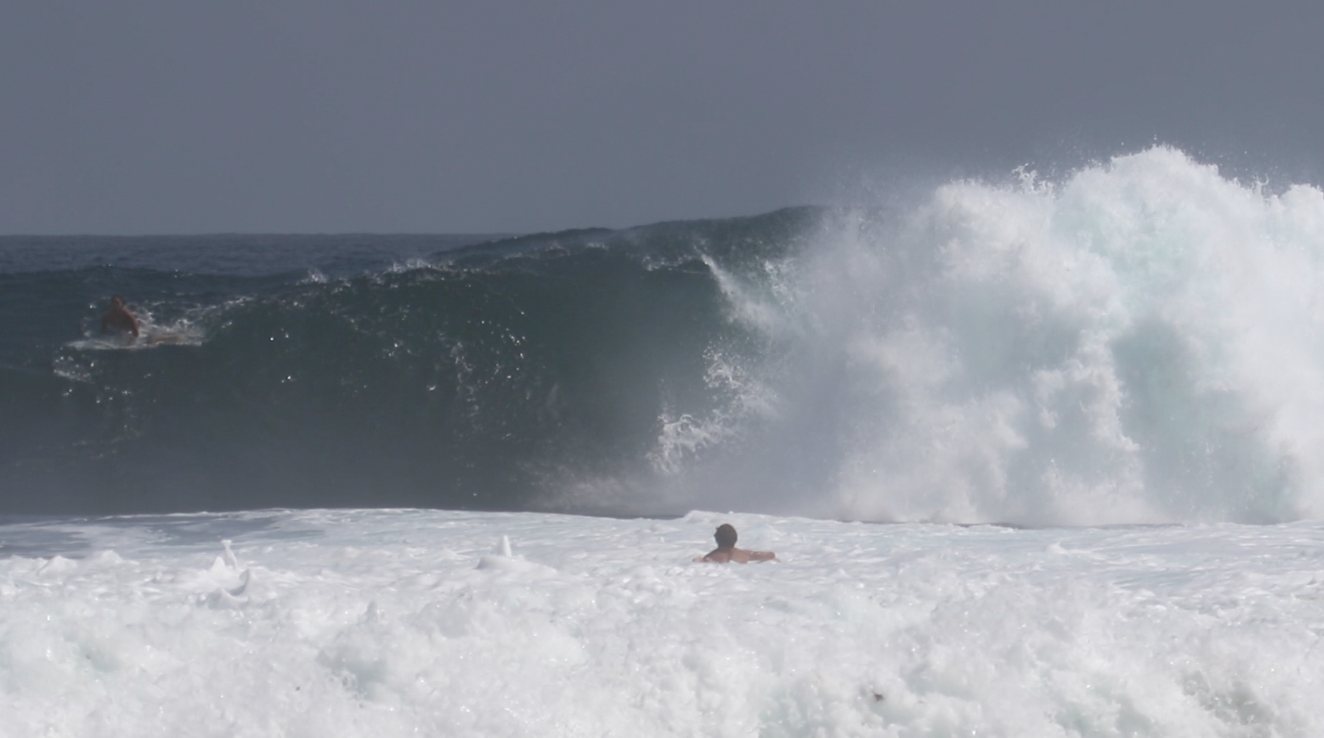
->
[[688, 146, 1324, 524]]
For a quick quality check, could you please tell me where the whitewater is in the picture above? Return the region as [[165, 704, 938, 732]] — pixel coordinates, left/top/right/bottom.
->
[[4, 510, 1323, 737], [5, 147, 1324, 735]]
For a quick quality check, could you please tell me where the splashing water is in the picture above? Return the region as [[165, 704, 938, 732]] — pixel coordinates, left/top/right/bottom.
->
[[687, 147, 1324, 524]]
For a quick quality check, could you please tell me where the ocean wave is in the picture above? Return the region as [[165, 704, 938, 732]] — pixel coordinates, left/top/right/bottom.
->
[[5, 150, 1324, 525]]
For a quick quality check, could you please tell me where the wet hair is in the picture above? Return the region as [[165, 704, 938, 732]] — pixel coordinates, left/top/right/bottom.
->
[[714, 523, 737, 548], [110, 294, 126, 305]]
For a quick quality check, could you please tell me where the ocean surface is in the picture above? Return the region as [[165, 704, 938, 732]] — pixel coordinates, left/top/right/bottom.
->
[[5, 146, 1324, 735]]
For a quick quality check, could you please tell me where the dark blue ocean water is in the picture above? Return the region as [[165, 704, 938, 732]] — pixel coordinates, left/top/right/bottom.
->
[[0, 212, 817, 516]]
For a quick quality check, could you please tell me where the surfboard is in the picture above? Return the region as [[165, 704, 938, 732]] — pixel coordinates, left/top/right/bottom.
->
[[69, 331, 193, 350]]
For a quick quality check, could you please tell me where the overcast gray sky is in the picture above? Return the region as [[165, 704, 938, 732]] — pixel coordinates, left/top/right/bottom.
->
[[2, 1, 1321, 235]]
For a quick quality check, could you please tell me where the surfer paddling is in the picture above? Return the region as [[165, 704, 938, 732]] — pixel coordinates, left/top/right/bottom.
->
[[694, 523, 776, 563], [100, 294, 140, 338]]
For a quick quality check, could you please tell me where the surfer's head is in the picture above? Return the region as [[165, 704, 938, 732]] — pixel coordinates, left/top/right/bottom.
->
[[714, 524, 737, 549], [110, 294, 126, 307]]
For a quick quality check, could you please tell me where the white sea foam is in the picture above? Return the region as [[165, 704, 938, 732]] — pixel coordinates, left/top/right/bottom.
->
[[697, 147, 1324, 525], [2, 509, 1323, 737]]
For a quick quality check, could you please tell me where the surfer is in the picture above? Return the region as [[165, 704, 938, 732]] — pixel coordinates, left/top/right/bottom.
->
[[693, 523, 776, 563], [100, 294, 140, 337]]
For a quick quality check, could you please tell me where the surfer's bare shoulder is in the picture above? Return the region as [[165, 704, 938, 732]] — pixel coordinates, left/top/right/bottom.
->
[[693, 548, 776, 564], [692, 523, 776, 563]]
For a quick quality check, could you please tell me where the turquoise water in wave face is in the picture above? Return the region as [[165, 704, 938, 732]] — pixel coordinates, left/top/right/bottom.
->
[[2, 509, 1322, 737]]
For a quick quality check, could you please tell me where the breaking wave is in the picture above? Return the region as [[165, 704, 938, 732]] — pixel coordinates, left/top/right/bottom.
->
[[5, 147, 1324, 525]]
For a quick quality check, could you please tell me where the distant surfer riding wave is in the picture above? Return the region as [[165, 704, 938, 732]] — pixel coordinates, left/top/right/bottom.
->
[[100, 294, 139, 338], [96, 294, 188, 346]]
